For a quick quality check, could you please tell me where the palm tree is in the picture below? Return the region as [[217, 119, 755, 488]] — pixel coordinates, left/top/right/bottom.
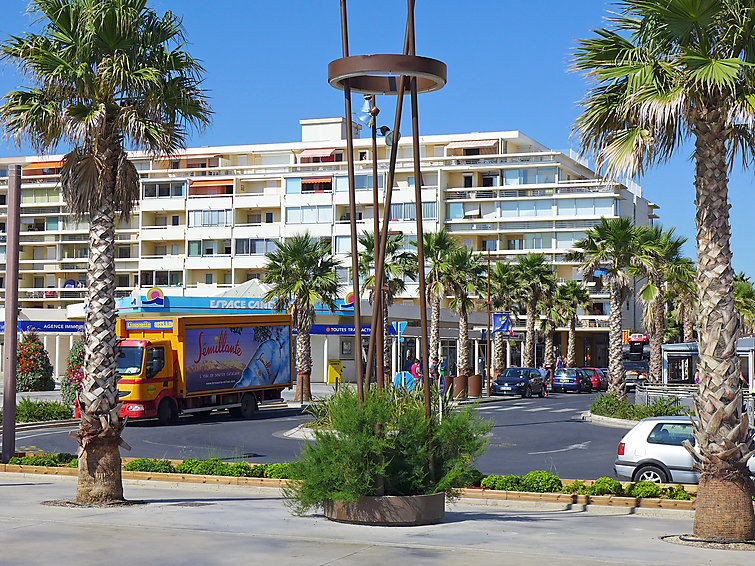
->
[[423, 230, 459, 377], [355, 231, 417, 387], [514, 254, 556, 368], [538, 284, 564, 372], [574, 1, 755, 539], [263, 234, 341, 403], [668, 257, 697, 343], [489, 261, 521, 377], [634, 226, 686, 383], [557, 281, 591, 368], [0, 0, 210, 504], [569, 218, 637, 400], [734, 273, 755, 335], [447, 247, 485, 378]]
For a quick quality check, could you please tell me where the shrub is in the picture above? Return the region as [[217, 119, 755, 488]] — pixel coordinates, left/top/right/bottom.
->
[[480, 474, 524, 491], [663, 484, 692, 500], [264, 462, 291, 479], [589, 476, 624, 496], [61, 337, 85, 405], [249, 464, 267, 477], [464, 469, 484, 488], [590, 393, 690, 420], [522, 470, 562, 493], [123, 458, 176, 474], [56, 452, 76, 464], [192, 458, 232, 476], [285, 387, 490, 514], [176, 459, 200, 474], [626, 481, 661, 499], [14, 398, 72, 422], [481, 474, 502, 489], [9, 454, 58, 467], [67, 459, 78, 468], [16, 332, 55, 392], [227, 462, 255, 477], [562, 480, 586, 494]]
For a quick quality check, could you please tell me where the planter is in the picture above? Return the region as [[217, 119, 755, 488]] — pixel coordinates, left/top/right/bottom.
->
[[324, 492, 445, 526], [453, 375, 468, 399], [467, 374, 482, 398]]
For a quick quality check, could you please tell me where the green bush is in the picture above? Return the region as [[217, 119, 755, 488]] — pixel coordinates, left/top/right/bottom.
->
[[227, 462, 255, 477], [264, 462, 291, 479], [285, 387, 490, 514], [480, 474, 524, 491], [61, 337, 85, 405], [176, 459, 200, 474], [192, 458, 232, 476], [481, 474, 502, 489], [522, 470, 562, 493], [16, 332, 55, 392], [250, 464, 268, 477], [174, 459, 273, 477], [662, 484, 692, 500], [626, 481, 661, 498], [464, 469, 484, 488], [11, 398, 72, 422], [589, 477, 624, 496], [562, 480, 586, 494], [9, 454, 58, 467], [123, 458, 176, 474], [67, 459, 78, 468], [590, 393, 690, 420], [56, 452, 76, 464]]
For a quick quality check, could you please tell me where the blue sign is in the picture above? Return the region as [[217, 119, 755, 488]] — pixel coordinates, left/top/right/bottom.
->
[[307, 324, 375, 336], [117, 295, 356, 316], [492, 313, 514, 334], [125, 319, 174, 331], [0, 321, 84, 333]]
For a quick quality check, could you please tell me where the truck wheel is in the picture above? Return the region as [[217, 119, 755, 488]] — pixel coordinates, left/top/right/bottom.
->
[[157, 398, 177, 426], [238, 393, 258, 419]]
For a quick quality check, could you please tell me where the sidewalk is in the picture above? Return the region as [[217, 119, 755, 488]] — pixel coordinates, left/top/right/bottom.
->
[[0, 472, 748, 566]]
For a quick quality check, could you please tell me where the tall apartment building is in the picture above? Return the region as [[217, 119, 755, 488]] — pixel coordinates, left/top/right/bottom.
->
[[0, 117, 658, 370]]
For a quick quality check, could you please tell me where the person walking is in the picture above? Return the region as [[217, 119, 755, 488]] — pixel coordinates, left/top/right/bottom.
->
[[410, 358, 421, 385], [539, 363, 549, 397], [556, 356, 564, 369]]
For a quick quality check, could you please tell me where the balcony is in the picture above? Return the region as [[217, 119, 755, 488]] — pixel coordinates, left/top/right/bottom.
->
[[184, 255, 232, 270], [139, 197, 186, 212], [140, 225, 186, 241], [233, 223, 280, 239], [140, 255, 184, 271]]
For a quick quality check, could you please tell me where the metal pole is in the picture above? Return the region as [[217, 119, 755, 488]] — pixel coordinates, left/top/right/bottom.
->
[[2, 165, 21, 463], [370, 95, 384, 392], [339, 0, 364, 405], [487, 252, 492, 397]]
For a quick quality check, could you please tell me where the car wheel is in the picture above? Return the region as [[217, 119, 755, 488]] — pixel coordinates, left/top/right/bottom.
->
[[157, 398, 177, 426], [523, 385, 532, 399], [576, 381, 582, 393], [238, 392, 258, 419], [634, 465, 668, 484]]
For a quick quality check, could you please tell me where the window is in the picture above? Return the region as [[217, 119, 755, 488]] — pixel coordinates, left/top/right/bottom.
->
[[188, 241, 201, 256], [446, 202, 463, 220], [481, 174, 498, 187], [203, 241, 216, 255], [335, 236, 351, 254], [595, 198, 615, 216], [463, 174, 474, 188], [154, 245, 167, 256], [463, 148, 480, 156], [285, 208, 300, 224], [117, 246, 131, 258], [205, 273, 213, 284], [285, 206, 332, 224], [335, 174, 383, 192], [145, 347, 165, 378], [647, 423, 694, 446], [557, 199, 576, 217], [171, 215, 180, 226], [143, 182, 184, 198], [155, 271, 169, 286], [170, 272, 182, 286], [188, 209, 233, 227], [483, 239, 497, 252], [535, 200, 553, 217], [248, 213, 262, 224], [285, 178, 302, 194], [265, 212, 274, 224], [235, 239, 278, 255], [223, 273, 231, 285], [422, 201, 437, 220], [302, 206, 317, 224], [155, 216, 168, 227], [171, 244, 179, 255], [235, 239, 250, 255], [391, 202, 432, 221]]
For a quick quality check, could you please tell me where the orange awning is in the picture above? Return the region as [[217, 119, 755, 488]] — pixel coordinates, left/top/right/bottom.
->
[[190, 178, 234, 187], [446, 139, 498, 150], [299, 148, 336, 159], [23, 160, 64, 170], [301, 177, 332, 184]]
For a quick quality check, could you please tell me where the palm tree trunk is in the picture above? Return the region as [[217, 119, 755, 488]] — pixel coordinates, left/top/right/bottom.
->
[[493, 331, 504, 377], [607, 280, 626, 400], [683, 303, 695, 343], [75, 183, 124, 504], [544, 327, 555, 369], [567, 316, 577, 368], [383, 294, 391, 388], [430, 294, 440, 374], [649, 276, 665, 383], [295, 309, 313, 402], [458, 313, 469, 377], [690, 108, 754, 540], [524, 298, 537, 368]]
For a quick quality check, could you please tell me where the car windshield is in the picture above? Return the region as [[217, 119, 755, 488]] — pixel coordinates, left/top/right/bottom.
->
[[116, 346, 144, 375], [624, 362, 648, 373], [499, 369, 529, 380], [555, 369, 577, 377]]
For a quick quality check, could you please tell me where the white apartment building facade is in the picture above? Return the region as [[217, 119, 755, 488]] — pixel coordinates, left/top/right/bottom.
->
[[0, 117, 658, 372]]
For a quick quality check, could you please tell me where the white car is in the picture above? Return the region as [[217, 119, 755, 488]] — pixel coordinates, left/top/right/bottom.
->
[[614, 416, 755, 484]]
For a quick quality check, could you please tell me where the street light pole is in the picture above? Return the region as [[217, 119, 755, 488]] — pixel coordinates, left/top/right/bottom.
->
[[487, 252, 492, 397]]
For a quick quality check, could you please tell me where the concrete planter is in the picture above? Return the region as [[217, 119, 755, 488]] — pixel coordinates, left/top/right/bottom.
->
[[324, 492, 445, 526]]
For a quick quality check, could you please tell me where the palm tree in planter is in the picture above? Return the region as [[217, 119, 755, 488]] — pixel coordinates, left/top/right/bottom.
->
[[355, 231, 417, 388], [423, 230, 459, 377], [569, 218, 637, 400], [556, 281, 591, 368], [0, 0, 210, 504], [489, 261, 521, 377], [538, 284, 564, 373], [447, 247, 485, 379], [514, 254, 556, 368], [263, 234, 341, 402], [574, 1, 755, 539], [634, 226, 686, 383]]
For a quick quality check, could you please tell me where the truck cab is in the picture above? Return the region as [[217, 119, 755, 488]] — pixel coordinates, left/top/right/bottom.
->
[[116, 339, 175, 420]]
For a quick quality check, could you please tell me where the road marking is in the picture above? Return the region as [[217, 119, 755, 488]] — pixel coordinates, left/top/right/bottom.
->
[[524, 407, 551, 412], [551, 408, 579, 413], [496, 406, 524, 411], [528, 441, 591, 455]]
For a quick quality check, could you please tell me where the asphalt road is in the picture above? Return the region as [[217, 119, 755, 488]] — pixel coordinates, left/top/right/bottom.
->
[[6, 391, 628, 480]]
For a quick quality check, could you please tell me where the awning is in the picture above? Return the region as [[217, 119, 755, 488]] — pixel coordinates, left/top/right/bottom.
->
[[301, 177, 332, 184], [190, 178, 233, 187], [299, 148, 336, 159], [446, 139, 498, 150], [23, 160, 64, 171], [158, 153, 220, 161]]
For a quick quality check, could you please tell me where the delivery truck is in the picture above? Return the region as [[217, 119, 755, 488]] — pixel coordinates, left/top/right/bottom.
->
[[115, 314, 292, 424]]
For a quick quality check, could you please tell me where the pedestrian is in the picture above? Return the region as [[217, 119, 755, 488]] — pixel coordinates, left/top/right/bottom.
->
[[539, 363, 549, 397], [410, 358, 421, 384], [556, 356, 564, 369]]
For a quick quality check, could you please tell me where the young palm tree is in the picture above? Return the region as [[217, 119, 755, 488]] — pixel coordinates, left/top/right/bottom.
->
[[355, 231, 417, 387], [538, 285, 564, 372], [423, 230, 459, 377], [557, 281, 591, 368], [263, 234, 341, 403], [574, 1, 755, 539], [668, 257, 697, 343], [447, 247, 485, 378], [514, 253, 556, 368], [489, 261, 521, 377], [634, 226, 686, 383], [569, 218, 637, 400], [0, 0, 210, 504]]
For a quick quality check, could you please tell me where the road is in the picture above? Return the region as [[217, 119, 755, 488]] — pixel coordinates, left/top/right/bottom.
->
[[5, 391, 628, 480]]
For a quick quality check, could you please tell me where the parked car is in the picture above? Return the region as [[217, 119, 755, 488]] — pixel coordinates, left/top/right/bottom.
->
[[490, 367, 545, 398], [582, 367, 608, 391], [551, 368, 593, 393], [614, 416, 755, 484], [624, 361, 649, 390]]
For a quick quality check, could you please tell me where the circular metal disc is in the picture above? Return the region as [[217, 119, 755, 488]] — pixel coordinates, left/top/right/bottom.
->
[[328, 54, 447, 94]]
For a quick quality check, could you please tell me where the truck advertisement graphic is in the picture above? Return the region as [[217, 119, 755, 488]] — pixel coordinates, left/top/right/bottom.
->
[[184, 324, 291, 394]]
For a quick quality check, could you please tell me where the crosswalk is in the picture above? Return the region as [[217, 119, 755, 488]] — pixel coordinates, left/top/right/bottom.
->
[[475, 403, 583, 415]]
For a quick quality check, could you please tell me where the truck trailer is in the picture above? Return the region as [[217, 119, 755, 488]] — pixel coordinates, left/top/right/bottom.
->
[[114, 314, 292, 424]]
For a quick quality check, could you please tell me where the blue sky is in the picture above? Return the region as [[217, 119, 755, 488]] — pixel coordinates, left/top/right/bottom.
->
[[1, 1, 754, 274]]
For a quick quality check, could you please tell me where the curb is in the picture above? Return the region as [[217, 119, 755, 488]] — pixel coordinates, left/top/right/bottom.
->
[[580, 411, 637, 429], [0, 419, 79, 433]]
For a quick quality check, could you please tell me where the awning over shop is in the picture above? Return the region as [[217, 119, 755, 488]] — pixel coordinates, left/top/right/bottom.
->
[[299, 148, 336, 159], [23, 160, 64, 171], [301, 177, 332, 184], [446, 139, 498, 150], [190, 178, 234, 187]]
